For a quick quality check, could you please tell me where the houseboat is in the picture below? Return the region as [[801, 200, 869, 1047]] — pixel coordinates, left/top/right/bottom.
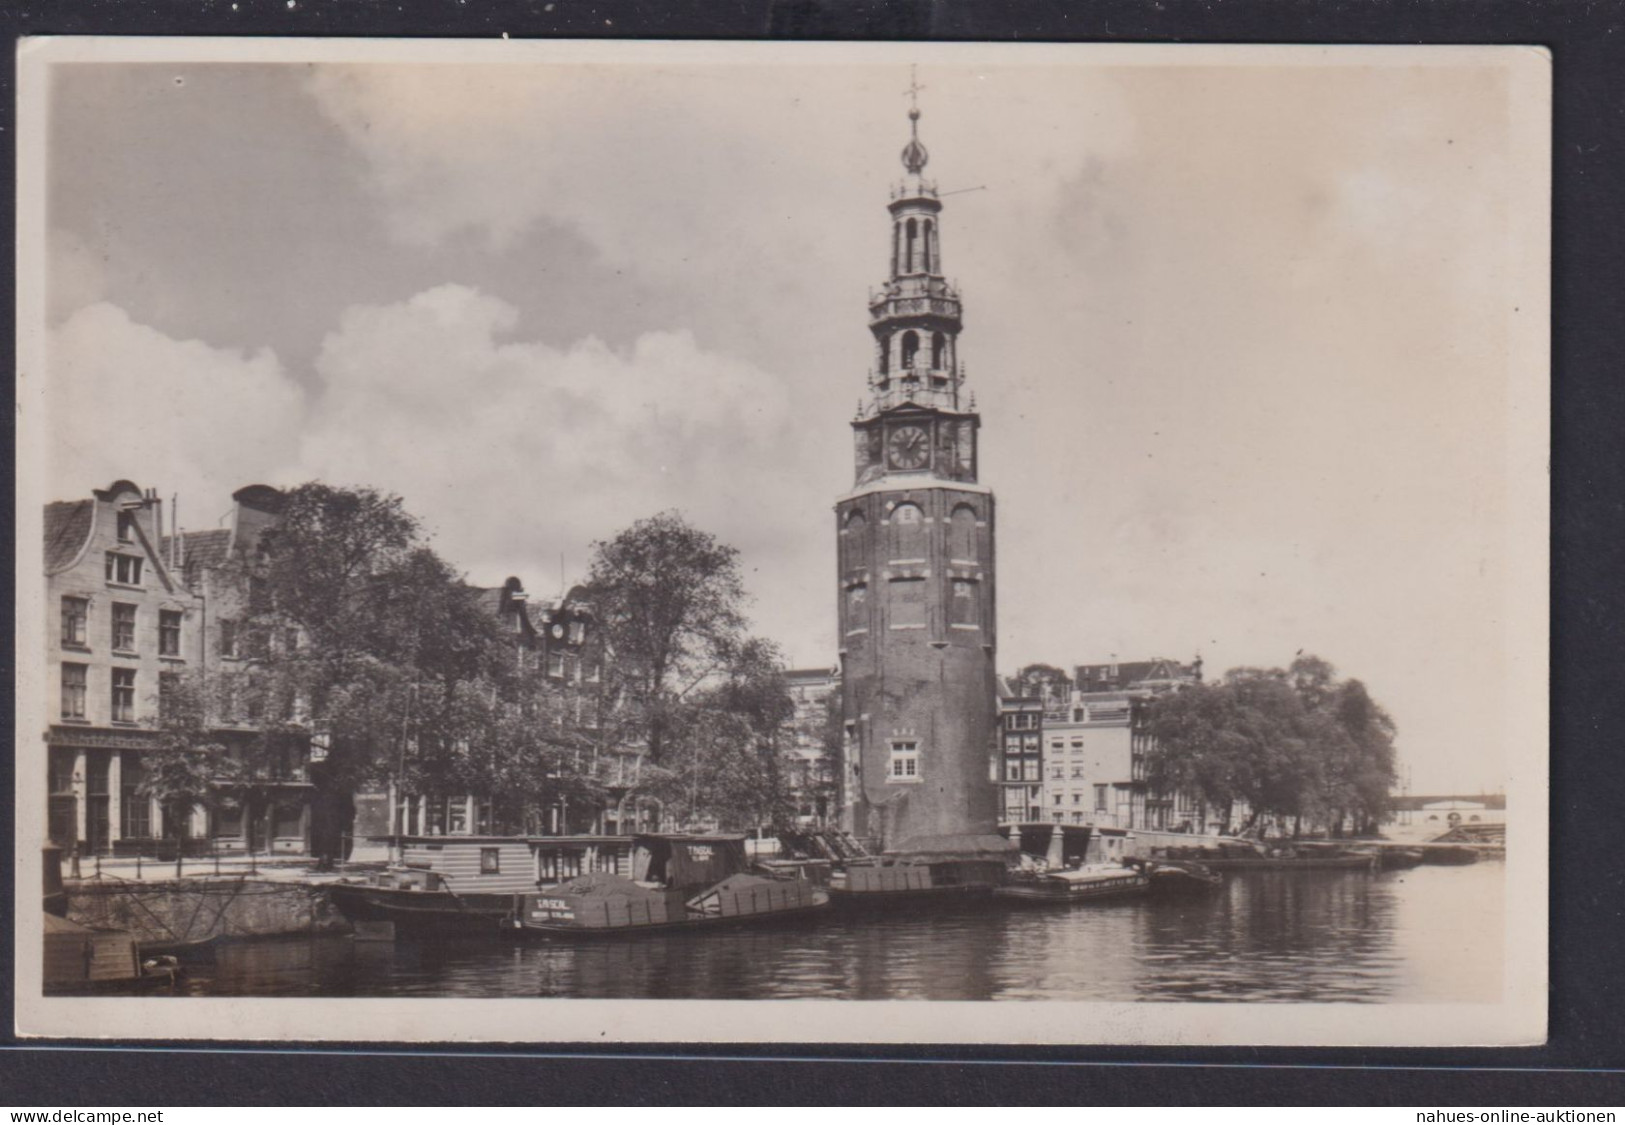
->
[[328, 835, 634, 935], [827, 834, 1015, 908], [516, 834, 829, 937]]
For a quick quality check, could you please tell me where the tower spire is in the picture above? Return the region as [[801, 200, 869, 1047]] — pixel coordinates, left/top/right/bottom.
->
[[901, 65, 929, 176]]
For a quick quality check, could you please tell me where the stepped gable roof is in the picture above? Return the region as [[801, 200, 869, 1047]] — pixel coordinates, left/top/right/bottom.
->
[[44, 500, 93, 572], [160, 528, 234, 570]]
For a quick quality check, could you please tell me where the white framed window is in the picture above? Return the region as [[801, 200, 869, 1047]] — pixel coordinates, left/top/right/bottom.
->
[[61, 663, 88, 720], [111, 668, 136, 723], [104, 552, 143, 586], [61, 596, 89, 647], [887, 740, 921, 782], [111, 603, 137, 652]]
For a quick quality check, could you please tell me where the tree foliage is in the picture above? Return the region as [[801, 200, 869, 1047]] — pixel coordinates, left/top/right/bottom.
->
[[585, 512, 795, 829], [586, 511, 749, 765], [1145, 653, 1398, 835]]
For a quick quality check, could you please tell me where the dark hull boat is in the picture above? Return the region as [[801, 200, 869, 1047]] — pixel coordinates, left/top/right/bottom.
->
[[994, 864, 1151, 906], [517, 835, 829, 938], [827, 834, 1015, 909], [326, 880, 515, 933], [1200, 854, 1377, 872], [1420, 844, 1481, 865], [1145, 861, 1224, 897]]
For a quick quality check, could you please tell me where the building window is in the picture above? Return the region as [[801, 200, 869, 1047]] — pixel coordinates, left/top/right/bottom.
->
[[274, 804, 304, 839], [949, 505, 977, 562], [1005, 761, 1022, 781], [61, 596, 89, 647], [61, 663, 88, 720], [481, 847, 501, 874], [1053, 792, 1063, 806], [105, 552, 143, 586], [845, 583, 868, 632], [158, 672, 180, 722], [949, 578, 978, 626], [890, 502, 925, 560], [1094, 784, 1108, 813], [121, 757, 150, 838], [888, 576, 926, 629], [1023, 761, 1040, 782], [1071, 766, 1085, 779], [284, 627, 299, 654], [888, 740, 921, 782], [220, 619, 238, 659], [245, 627, 270, 661], [1073, 792, 1083, 804], [159, 610, 182, 656], [547, 651, 565, 678], [111, 603, 137, 651], [111, 668, 136, 723], [117, 511, 136, 543]]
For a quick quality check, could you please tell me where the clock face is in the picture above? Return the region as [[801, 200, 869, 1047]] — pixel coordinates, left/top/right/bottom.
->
[[888, 425, 930, 470]]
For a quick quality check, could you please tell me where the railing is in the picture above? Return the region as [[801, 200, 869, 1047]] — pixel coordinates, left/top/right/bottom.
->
[[869, 296, 962, 321]]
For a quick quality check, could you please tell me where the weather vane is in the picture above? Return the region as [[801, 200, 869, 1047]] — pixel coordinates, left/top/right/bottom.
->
[[904, 64, 926, 117]]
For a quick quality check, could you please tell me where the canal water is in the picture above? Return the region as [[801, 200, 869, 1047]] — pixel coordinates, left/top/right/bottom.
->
[[172, 861, 1504, 1003]]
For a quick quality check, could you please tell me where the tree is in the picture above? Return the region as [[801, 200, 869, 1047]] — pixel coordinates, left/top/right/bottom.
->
[[586, 511, 749, 765], [1145, 653, 1400, 837], [1015, 663, 1070, 705], [642, 636, 798, 832], [144, 673, 226, 874], [238, 483, 512, 859]]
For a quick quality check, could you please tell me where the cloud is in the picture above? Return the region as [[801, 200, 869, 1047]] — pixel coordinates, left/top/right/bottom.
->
[[299, 284, 815, 594], [45, 302, 305, 513]]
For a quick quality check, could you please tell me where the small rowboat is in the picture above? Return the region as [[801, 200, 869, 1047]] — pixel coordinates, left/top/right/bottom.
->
[[994, 864, 1150, 906]]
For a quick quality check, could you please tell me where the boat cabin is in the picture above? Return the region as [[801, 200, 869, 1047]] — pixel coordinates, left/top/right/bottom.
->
[[387, 835, 635, 894], [630, 834, 751, 891]]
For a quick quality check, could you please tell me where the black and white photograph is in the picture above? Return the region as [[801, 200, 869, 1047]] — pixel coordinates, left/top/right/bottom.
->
[[14, 38, 1549, 1045]]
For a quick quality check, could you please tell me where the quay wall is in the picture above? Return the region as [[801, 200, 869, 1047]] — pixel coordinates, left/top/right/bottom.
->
[[64, 879, 351, 945]]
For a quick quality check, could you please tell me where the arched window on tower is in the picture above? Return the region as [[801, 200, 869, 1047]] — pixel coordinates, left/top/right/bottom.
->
[[890, 502, 925, 561], [877, 334, 890, 375], [949, 504, 978, 562], [900, 331, 920, 371], [922, 220, 934, 272], [905, 218, 918, 273], [842, 509, 868, 573], [931, 332, 946, 370], [892, 223, 902, 277]]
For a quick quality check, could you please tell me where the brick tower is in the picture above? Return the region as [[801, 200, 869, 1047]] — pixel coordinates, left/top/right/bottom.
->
[[836, 95, 1000, 851]]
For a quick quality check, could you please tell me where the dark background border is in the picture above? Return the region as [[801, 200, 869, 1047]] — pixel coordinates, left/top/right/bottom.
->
[[3, 0, 1622, 1106]]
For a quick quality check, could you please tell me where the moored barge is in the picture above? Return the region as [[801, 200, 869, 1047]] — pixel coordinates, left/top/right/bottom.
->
[[517, 834, 829, 937], [994, 864, 1151, 905], [827, 834, 1015, 909]]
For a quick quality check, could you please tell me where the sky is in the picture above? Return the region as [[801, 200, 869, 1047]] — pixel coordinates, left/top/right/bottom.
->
[[32, 46, 1544, 795]]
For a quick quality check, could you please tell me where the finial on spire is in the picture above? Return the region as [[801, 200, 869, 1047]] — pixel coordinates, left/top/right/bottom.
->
[[901, 64, 929, 175]]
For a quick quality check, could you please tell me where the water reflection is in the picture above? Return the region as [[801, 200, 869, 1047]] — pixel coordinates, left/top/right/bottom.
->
[[176, 861, 1504, 1004]]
